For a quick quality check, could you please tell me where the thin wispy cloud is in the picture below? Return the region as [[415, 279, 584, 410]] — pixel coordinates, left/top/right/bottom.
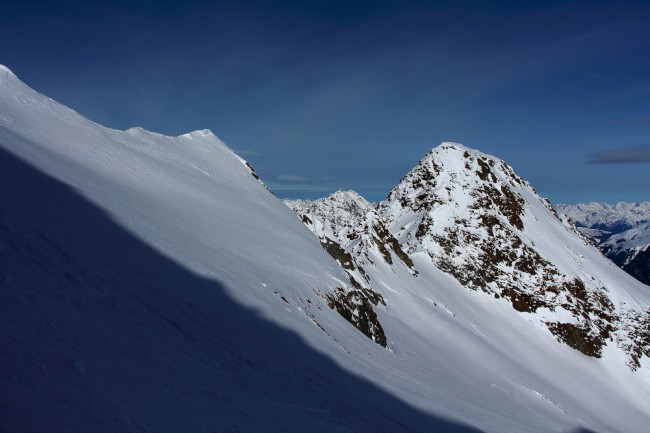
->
[[588, 146, 650, 163], [235, 149, 261, 157], [277, 174, 308, 181]]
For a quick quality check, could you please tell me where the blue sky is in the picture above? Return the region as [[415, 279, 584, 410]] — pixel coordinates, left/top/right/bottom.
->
[[2, 0, 649, 203]]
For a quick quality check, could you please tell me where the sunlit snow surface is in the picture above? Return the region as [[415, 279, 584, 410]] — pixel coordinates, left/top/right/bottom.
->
[[1, 65, 649, 432]]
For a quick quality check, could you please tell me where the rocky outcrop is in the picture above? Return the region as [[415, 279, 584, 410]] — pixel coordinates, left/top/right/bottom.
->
[[286, 190, 416, 289], [617, 308, 650, 370], [286, 192, 404, 347], [325, 287, 387, 347]]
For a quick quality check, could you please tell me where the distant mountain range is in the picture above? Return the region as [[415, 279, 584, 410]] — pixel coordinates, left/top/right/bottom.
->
[[556, 202, 650, 285], [2, 64, 650, 432]]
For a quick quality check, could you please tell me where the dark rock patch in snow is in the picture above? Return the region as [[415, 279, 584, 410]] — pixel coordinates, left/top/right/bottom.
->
[[325, 288, 387, 348]]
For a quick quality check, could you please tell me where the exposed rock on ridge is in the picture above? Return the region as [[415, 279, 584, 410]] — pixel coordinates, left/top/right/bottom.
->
[[288, 143, 649, 367], [286, 191, 409, 348], [378, 143, 621, 358], [286, 190, 415, 288]]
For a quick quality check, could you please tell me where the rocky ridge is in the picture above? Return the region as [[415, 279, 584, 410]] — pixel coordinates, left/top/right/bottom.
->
[[288, 143, 650, 368], [286, 190, 418, 347]]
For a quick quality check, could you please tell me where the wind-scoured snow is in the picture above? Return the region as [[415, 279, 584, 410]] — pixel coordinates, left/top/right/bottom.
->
[[2, 65, 650, 433]]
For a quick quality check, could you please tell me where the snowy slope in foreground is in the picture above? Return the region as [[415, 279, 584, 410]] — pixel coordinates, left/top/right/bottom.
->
[[2, 65, 650, 433], [1, 65, 433, 432]]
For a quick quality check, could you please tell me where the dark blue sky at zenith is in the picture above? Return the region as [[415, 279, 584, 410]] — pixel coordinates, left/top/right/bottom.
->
[[2, 0, 649, 203]]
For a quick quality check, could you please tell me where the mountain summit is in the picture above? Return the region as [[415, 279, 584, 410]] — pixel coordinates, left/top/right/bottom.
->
[[378, 143, 649, 363]]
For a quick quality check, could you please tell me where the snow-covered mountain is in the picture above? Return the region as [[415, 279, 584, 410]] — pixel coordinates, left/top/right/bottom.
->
[[3, 64, 650, 433], [288, 143, 649, 367], [557, 202, 650, 285], [379, 144, 650, 363], [601, 222, 650, 283]]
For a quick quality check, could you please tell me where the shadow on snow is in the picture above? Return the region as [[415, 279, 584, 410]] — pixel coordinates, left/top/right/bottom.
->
[[0, 147, 482, 433]]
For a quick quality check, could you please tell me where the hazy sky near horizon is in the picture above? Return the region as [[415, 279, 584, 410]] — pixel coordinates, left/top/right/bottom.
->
[[2, 0, 650, 203]]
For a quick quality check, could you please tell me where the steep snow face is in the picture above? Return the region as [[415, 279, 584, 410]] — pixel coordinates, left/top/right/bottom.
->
[[2, 65, 426, 431], [0, 67, 355, 312], [379, 143, 649, 363], [0, 63, 406, 359]]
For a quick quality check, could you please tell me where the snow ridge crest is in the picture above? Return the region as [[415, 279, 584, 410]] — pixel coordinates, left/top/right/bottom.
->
[[0, 64, 17, 78]]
